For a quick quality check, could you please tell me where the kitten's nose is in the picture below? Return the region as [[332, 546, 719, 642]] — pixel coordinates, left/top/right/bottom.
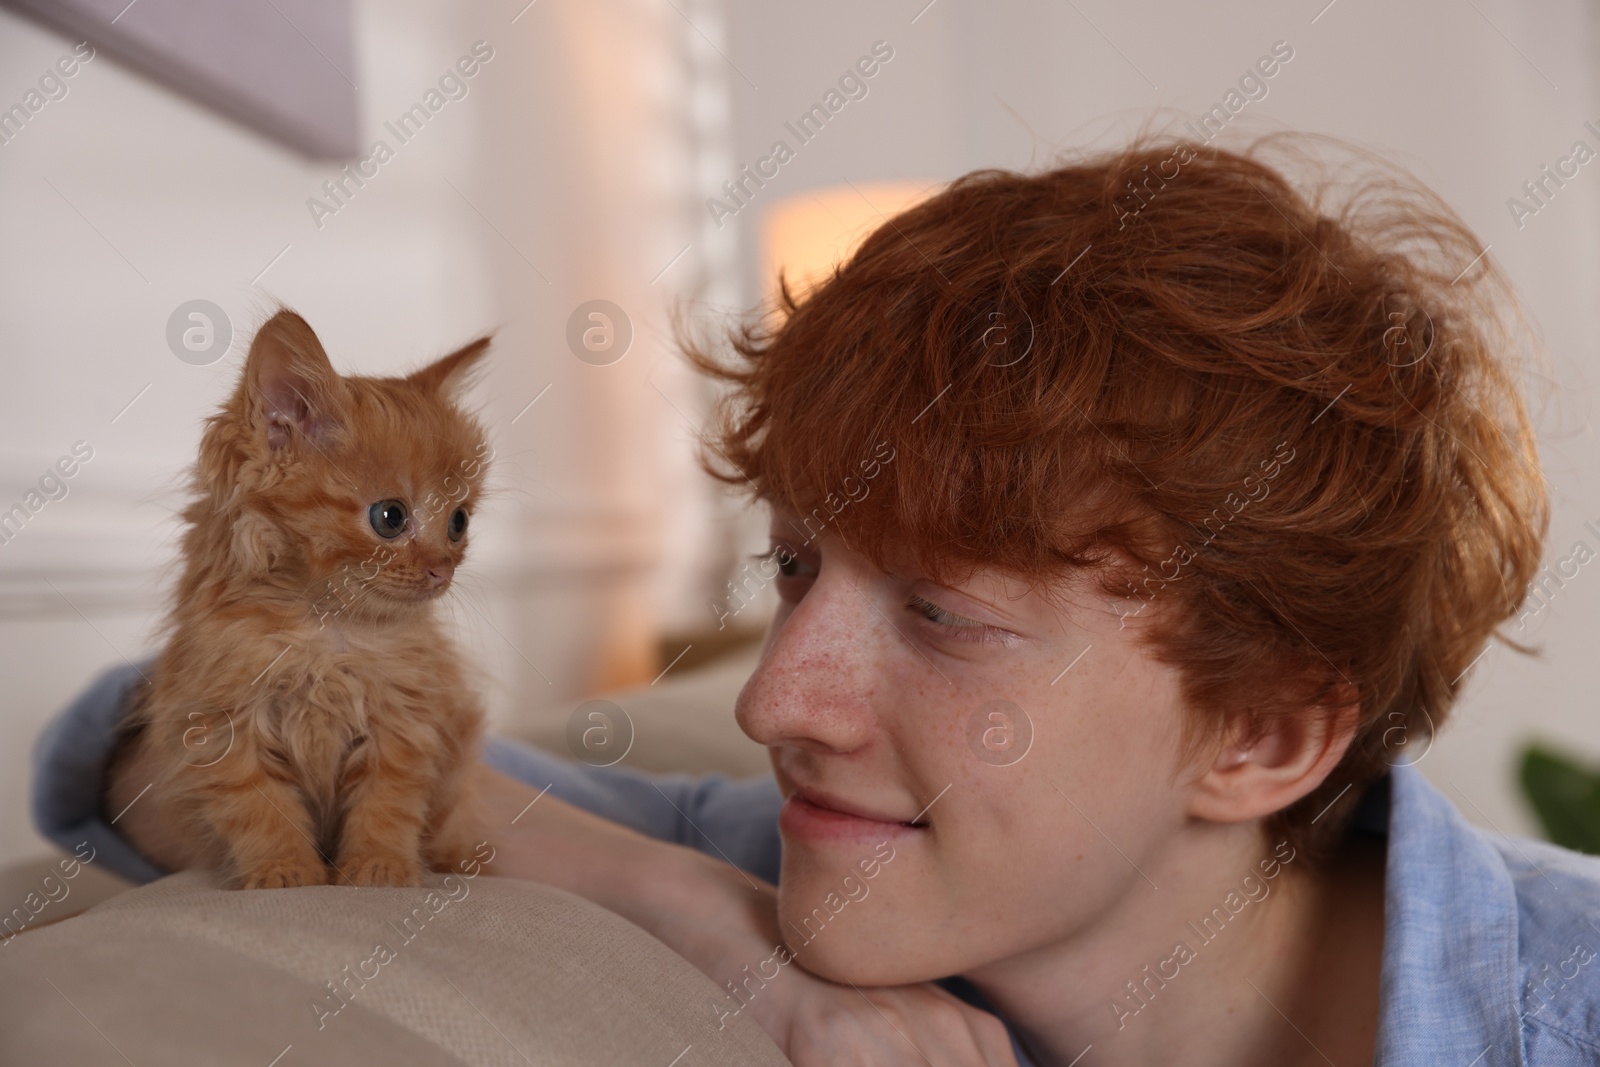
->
[[426, 560, 454, 588]]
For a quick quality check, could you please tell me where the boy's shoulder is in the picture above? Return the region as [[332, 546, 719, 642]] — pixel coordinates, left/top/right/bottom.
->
[[1382, 765, 1600, 1065], [1492, 834, 1600, 1059]]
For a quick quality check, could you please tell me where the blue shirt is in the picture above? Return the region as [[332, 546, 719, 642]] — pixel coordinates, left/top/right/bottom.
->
[[30, 662, 1600, 1065]]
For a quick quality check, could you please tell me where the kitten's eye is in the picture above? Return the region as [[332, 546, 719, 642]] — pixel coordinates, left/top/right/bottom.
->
[[368, 499, 409, 539], [448, 507, 468, 542]]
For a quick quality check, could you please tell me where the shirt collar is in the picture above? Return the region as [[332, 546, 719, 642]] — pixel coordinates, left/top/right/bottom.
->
[[1375, 762, 1526, 1067]]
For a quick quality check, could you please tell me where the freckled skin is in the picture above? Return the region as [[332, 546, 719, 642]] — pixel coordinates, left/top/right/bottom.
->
[[738, 517, 1383, 1066], [739, 520, 1193, 986]]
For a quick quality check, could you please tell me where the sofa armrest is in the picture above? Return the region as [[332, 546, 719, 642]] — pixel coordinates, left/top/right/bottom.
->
[[0, 869, 791, 1067]]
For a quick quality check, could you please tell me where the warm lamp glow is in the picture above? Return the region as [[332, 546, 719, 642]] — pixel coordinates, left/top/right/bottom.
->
[[760, 182, 933, 304]]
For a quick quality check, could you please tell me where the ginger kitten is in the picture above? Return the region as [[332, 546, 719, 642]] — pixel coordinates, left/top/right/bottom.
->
[[123, 309, 493, 889]]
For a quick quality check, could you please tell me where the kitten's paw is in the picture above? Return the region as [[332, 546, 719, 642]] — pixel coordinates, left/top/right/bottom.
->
[[342, 853, 423, 888], [238, 860, 330, 890]]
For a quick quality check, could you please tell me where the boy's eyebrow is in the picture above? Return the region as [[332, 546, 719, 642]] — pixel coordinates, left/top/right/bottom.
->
[[769, 511, 812, 540]]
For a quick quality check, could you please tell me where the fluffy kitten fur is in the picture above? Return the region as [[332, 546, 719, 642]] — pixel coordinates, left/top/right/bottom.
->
[[124, 309, 492, 889]]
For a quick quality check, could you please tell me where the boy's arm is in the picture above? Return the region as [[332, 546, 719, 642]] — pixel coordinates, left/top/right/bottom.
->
[[32, 660, 166, 884]]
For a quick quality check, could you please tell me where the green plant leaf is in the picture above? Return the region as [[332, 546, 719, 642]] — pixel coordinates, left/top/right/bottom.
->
[[1518, 744, 1600, 856]]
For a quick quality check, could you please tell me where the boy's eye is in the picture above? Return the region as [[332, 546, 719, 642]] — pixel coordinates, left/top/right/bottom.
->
[[908, 594, 987, 630], [906, 593, 1014, 645], [777, 552, 814, 579], [758, 543, 818, 602]]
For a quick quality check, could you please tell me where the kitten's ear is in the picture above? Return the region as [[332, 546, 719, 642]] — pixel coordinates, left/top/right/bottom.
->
[[246, 310, 344, 451], [407, 335, 492, 397]]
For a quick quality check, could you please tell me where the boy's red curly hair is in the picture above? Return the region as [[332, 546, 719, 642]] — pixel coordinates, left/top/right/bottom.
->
[[687, 133, 1548, 857]]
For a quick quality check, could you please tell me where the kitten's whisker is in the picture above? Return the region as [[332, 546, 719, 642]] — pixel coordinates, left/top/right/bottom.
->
[[441, 583, 492, 653], [456, 593, 552, 685], [447, 572, 492, 610]]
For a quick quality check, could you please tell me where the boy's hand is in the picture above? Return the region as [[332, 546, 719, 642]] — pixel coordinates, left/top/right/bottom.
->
[[104, 729, 200, 873], [745, 934, 1022, 1067]]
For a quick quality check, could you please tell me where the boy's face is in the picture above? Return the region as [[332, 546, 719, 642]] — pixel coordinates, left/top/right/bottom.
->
[[736, 515, 1198, 985]]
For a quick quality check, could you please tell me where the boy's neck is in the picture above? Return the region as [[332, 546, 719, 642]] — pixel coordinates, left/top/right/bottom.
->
[[966, 827, 1385, 1067]]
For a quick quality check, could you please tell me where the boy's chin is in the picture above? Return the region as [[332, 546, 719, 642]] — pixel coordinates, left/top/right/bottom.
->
[[777, 903, 943, 986], [787, 937, 938, 988]]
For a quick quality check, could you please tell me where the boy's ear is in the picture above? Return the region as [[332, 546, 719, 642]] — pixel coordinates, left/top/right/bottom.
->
[[407, 335, 492, 398], [1186, 684, 1361, 825], [246, 310, 344, 451]]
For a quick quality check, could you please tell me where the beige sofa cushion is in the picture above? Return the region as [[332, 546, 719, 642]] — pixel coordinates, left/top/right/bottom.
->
[[0, 868, 791, 1067], [516, 644, 771, 779]]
